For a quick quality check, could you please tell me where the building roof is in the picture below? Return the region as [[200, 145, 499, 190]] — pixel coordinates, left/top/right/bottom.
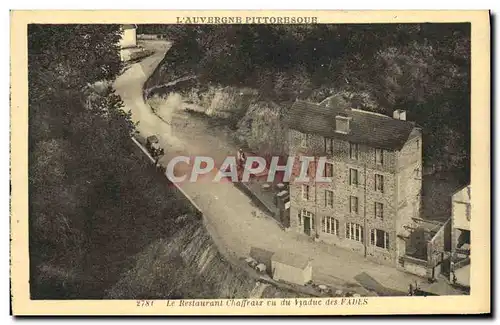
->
[[452, 184, 471, 203], [288, 99, 418, 150], [272, 251, 311, 269], [122, 24, 137, 30], [250, 247, 274, 262]]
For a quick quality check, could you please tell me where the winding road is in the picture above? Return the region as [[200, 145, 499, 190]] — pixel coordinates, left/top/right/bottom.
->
[[113, 40, 464, 297]]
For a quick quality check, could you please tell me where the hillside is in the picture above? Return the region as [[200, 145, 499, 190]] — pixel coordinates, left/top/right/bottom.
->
[[28, 24, 308, 300], [107, 217, 256, 299], [142, 24, 470, 183]]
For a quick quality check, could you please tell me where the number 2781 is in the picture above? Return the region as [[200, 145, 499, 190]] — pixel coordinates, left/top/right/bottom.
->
[[137, 300, 154, 307]]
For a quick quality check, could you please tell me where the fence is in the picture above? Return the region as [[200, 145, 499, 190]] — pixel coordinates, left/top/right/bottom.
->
[[131, 136, 203, 217], [137, 34, 168, 40], [452, 256, 471, 270]]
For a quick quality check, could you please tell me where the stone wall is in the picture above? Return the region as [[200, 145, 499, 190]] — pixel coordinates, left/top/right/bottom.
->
[[395, 130, 423, 262], [426, 219, 451, 273]]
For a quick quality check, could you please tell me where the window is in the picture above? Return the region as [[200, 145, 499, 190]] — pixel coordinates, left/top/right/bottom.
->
[[302, 184, 310, 201], [304, 163, 310, 177], [335, 116, 350, 134], [300, 209, 314, 227], [324, 162, 333, 178], [322, 216, 339, 236], [300, 133, 309, 148], [370, 229, 390, 250], [350, 196, 359, 214], [416, 140, 420, 150], [375, 202, 384, 219], [375, 174, 384, 193], [375, 148, 384, 165], [325, 190, 334, 207], [349, 168, 359, 186], [346, 222, 363, 242], [349, 143, 359, 160], [306, 160, 316, 178], [325, 138, 334, 155]]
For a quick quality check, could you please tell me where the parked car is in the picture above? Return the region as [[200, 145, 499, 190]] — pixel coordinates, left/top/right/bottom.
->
[[146, 135, 164, 158]]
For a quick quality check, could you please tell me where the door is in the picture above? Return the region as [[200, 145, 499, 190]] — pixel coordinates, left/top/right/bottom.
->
[[281, 201, 290, 227], [304, 216, 311, 236]]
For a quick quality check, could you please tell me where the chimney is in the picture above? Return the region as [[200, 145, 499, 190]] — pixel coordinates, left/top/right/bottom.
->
[[393, 109, 407, 121], [335, 114, 352, 134]]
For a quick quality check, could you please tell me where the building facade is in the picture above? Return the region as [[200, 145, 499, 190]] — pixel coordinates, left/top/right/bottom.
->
[[119, 24, 137, 50], [450, 185, 471, 287], [287, 99, 422, 267]]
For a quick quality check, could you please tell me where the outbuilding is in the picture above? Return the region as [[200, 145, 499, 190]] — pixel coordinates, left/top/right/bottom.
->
[[271, 251, 312, 285], [119, 24, 137, 49]]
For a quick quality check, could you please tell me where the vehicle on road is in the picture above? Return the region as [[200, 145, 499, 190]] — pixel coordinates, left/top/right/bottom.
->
[[146, 135, 164, 158]]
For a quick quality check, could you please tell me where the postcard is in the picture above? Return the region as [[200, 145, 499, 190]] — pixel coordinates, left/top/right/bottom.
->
[[10, 10, 490, 315]]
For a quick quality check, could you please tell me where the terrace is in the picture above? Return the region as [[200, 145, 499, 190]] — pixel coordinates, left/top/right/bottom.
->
[[233, 154, 290, 226], [399, 218, 451, 280]]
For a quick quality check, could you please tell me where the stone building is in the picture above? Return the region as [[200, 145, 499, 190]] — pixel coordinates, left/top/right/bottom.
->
[[287, 99, 422, 267]]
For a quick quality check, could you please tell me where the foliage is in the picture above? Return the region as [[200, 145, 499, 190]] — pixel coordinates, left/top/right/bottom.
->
[[28, 24, 196, 298], [143, 24, 470, 179]]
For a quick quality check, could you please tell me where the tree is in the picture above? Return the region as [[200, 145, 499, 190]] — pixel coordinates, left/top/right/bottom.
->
[[28, 24, 138, 298], [144, 23, 470, 178]]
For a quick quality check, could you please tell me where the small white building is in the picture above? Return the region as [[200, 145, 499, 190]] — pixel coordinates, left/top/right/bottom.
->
[[271, 251, 312, 285], [450, 185, 471, 288], [119, 24, 137, 49], [452, 185, 471, 232]]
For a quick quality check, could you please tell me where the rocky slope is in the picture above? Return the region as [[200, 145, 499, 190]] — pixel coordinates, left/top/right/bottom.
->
[[107, 216, 257, 299]]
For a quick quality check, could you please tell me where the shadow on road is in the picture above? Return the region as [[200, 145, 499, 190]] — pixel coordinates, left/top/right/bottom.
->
[[354, 272, 408, 297]]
